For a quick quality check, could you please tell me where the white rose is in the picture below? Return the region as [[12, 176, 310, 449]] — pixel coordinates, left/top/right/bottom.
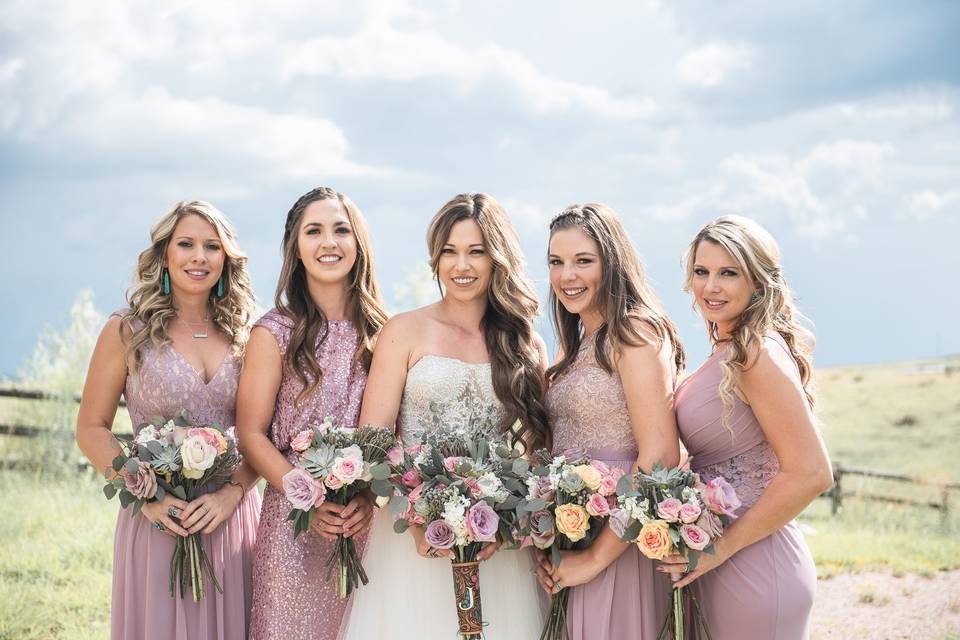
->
[[134, 427, 158, 445], [477, 472, 507, 501], [180, 434, 218, 479]]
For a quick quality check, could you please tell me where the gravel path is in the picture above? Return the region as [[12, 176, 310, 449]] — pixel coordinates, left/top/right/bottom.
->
[[813, 570, 960, 639]]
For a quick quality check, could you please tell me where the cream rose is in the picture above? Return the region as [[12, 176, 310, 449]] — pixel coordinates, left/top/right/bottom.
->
[[555, 504, 591, 542], [572, 464, 603, 492], [180, 434, 218, 479]]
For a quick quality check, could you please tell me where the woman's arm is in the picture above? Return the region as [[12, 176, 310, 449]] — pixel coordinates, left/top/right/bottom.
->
[[664, 339, 833, 588], [357, 314, 414, 429]]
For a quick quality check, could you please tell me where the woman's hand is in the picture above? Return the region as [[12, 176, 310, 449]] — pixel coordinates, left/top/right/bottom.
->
[[409, 525, 454, 560], [535, 548, 604, 594], [179, 483, 245, 535], [476, 537, 502, 562], [532, 549, 557, 594], [341, 492, 376, 539], [141, 494, 191, 537], [658, 542, 732, 588], [310, 502, 347, 541]]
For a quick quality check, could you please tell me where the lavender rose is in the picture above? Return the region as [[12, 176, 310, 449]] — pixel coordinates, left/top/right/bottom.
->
[[656, 497, 683, 523], [124, 460, 157, 499], [283, 467, 325, 510], [680, 524, 710, 551], [696, 510, 724, 538], [529, 510, 556, 549], [425, 520, 457, 549], [465, 501, 499, 542], [701, 477, 742, 517]]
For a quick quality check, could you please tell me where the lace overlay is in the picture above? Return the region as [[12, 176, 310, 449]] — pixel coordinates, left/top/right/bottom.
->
[[694, 441, 780, 511], [397, 355, 505, 442], [546, 335, 636, 455]]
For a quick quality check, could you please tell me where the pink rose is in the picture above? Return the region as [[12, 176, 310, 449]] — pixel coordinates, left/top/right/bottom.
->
[[465, 501, 499, 542], [598, 476, 618, 497], [680, 524, 710, 551], [443, 456, 464, 472], [701, 477, 742, 517], [656, 497, 683, 523], [332, 457, 362, 484], [405, 443, 424, 456], [325, 473, 344, 490], [290, 430, 313, 453], [124, 460, 157, 500], [528, 510, 556, 549], [386, 447, 404, 466], [678, 502, 702, 524], [463, 477, 482, 498], [283, 468, 325, 510], [585, 493, 611, 517], [401, 469, 422, 488], [187, 427, 220, 450]]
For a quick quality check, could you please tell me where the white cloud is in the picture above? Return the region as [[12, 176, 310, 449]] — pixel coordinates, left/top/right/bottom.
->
[[501, 198, 552, 231], [678, 41, 753, 88], [906, 189, 960, 221], [278, 11, 656, 119]]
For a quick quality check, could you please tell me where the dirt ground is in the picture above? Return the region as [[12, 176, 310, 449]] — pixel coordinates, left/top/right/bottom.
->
[[812, 570, 960, 639]]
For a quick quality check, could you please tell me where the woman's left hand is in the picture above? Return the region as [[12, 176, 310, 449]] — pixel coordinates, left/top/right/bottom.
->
[[536, 549, 604, 594], [180, 483, 245, 535], [341, 492, 375, 538], [658, 543, 731, 588]]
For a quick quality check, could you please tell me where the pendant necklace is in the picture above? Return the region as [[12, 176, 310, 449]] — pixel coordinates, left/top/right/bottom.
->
[[179, 317, 211, 339]]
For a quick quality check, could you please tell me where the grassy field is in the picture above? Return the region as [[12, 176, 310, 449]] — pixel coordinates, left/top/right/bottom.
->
[[0, 357, 958, 638]]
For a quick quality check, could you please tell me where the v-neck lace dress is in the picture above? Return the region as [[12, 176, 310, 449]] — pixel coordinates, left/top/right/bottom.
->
[[111, 313, 262, 640]]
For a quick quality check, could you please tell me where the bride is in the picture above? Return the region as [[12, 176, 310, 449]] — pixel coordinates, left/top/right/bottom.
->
[[339, 193, 550, 639]]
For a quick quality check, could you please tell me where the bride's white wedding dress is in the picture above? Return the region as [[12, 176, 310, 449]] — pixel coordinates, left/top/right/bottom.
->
[[338, 355, 546, 639]]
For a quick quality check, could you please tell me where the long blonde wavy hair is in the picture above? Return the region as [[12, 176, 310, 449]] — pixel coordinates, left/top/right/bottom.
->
[[546, 204, 685, 383], [122, 200, 256, 373], [682, 215, 815, 422], [427, 193, 551, 453], [276, 187, 388, 401]]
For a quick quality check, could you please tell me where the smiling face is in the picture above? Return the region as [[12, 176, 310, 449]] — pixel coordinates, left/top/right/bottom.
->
[[297, 198, 357, 286], [690, 240, 755, 337], [548, 227, 603, 324], [436, 218, 492, 303], [164, 213, 225, 297]]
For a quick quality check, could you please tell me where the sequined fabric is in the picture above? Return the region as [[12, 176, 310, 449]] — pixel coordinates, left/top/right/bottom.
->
[[396, 355, 505, 441], [545, 333, 637, 456], [110, 312, 260, 640], [249, 310, 367, 640]]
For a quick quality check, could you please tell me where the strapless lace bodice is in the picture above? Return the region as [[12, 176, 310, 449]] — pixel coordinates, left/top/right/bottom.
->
[[396, 355, 506, 443]]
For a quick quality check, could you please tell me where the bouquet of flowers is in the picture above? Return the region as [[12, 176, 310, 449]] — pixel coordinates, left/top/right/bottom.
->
[[103, 410, 240, 601], [282, 417, 399, 598], [612, 464, 741, 640], [387, 428, 533, 639], [522, 452, 624, 640]]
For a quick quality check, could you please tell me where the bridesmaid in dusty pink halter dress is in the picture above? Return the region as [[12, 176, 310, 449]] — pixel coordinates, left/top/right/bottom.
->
[[535, 204, 686, 640], [662, 215, 833, 639], [76, 201, 262, 640]]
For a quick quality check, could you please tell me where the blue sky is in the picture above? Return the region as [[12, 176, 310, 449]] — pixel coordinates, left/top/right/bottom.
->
[[1, 0, 958, 376]]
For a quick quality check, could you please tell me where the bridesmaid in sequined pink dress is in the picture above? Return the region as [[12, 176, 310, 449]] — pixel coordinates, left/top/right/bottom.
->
[[535, 204, 685, 639], [238, 187, 388, 640], [77, 201, 262, 640], [661, 215, 833, 639]]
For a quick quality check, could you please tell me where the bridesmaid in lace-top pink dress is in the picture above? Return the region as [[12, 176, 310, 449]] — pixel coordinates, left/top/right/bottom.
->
[[664, 215, 833, 639], [546, 332, 672, 640]]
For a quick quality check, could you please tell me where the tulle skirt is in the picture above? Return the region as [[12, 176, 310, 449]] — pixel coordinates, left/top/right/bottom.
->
[[338, 509, 546, 640]]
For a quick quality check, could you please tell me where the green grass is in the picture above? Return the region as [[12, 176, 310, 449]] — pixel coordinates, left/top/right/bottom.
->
[[0, 471, 114, 640]]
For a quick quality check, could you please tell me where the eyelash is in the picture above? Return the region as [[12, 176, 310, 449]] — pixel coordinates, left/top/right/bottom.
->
[[177, 241, 220, 251], [693, 268, 738, 277]]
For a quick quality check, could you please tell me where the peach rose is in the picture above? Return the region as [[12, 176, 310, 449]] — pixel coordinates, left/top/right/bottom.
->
[[554, 504, 591, 542], [636, 520, 673, 560], [572, 464, 603, 491]]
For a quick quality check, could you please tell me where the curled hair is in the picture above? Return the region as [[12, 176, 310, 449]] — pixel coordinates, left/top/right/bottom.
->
[[682, 214, 815, 424], [427, 193, 551, 454], [123, 201, 256, 373], [276, 187, 387, 401], [546, 203, 685, 383]]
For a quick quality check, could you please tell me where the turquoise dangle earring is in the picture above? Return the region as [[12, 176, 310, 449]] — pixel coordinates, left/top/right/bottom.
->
[[162, 268, 171, 295], [216, 276, 224, 298]]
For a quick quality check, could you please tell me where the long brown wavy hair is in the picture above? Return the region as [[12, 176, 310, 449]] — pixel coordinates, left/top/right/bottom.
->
[[546, 203, 685, 382], [682, 214, 815, 423], [122, 201, 256, 373], [276, 187, 387, 401], [427, 193, 551, 453]]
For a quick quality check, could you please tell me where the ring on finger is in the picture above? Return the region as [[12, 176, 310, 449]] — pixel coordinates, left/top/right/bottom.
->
[[154, 521, 166, 533], [167, 507, 179, 517]]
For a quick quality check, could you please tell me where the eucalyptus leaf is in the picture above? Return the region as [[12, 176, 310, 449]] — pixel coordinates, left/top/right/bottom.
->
[[172, 485, 187, 500], [551, 544, 561, 567], [393, 519, 409, 534], [512, 458, 529, 475], [525, 498, 546, 512], [371, 479, 393, 497], [621, 520, 642, 542], [103, 484, 117, 500], [686, 552, 699, 572], [118, 490, 133, 509], [388, 495, 409, 517], [369, 462, 392, 481], [112, 456, 125, 472], [616, 474, 634, 495]]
